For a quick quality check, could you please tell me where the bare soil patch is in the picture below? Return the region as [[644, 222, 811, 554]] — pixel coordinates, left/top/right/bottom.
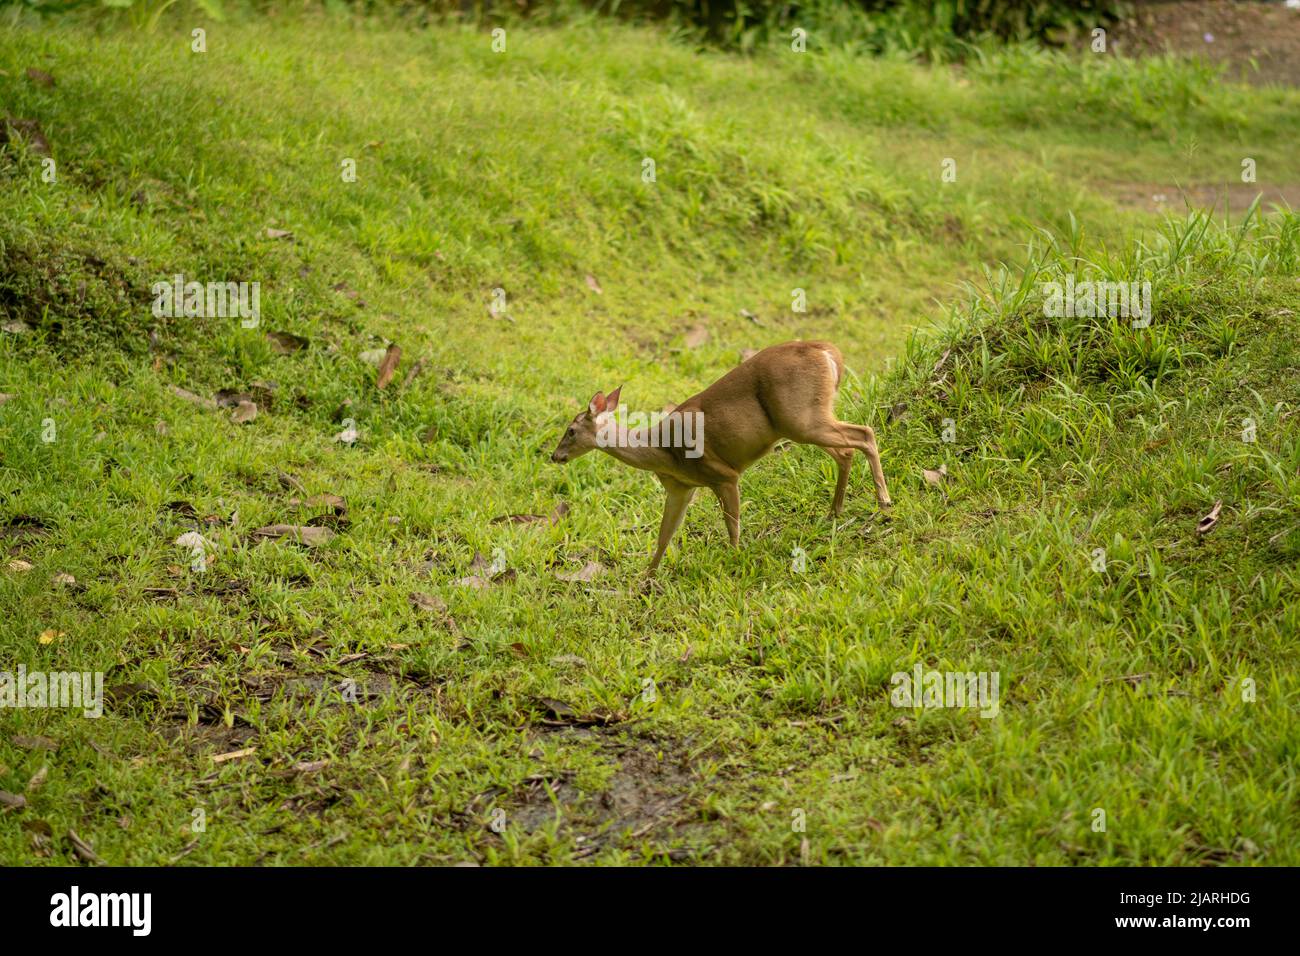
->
[[1111, 0, 1300, 87], [489, 729, 709, 860], [1105, 181, 1300, 214]]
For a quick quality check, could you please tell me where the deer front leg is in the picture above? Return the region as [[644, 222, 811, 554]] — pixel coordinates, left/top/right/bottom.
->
[[712, 480, 740, 547], [647, 483, 695, 575]]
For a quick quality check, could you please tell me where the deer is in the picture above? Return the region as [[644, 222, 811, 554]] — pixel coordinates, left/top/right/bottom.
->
[[549, 340, 892, 574]]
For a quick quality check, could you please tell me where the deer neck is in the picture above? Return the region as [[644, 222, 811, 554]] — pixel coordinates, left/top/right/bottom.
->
[[597, 427, 677, 475]]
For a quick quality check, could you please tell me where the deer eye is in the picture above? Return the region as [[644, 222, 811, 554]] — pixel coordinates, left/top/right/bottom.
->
[[567, 427, 575, 437]]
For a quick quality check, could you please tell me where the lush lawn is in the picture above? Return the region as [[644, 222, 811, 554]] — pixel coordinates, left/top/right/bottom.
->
[[1, 10, 1297, 865]]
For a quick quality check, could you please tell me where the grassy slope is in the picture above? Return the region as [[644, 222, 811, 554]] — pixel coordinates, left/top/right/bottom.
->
[[1, 12, 1298, 864]]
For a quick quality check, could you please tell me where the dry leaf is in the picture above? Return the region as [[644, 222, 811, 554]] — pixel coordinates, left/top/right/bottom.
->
[[278, 471, 307, 493], [168, 385, 217, 409], [491, 501, 570, 526], [7, 559, 33, 573], [0, 790, 26, 809], [408, 591, 462, 638], [555, 561, 605, 583], [265, 227, 293, 240], [540, 697, 575, 719], [174, 531, 215, 553], [3, 118, 51, 158], [67, 829, 103, 864], [211, 747, 256, 763], [293, 759, 329, 773], [550, 654, 588, 668], [25, 67, 55, 87], [683, 325, 709, 348], [26, 765, 48, 792], [306, 493, 347, 513], [376, 343, 402, 390], [27, 821, 53, 857], [1196, 500, 1223, 535], [37, 629, 64, 645], [214, 389, 253, 408], [251, 525, 335, 547], [51, 573, 76, 586], [491, 512, 546, 525], [334, 423, 359, 444], [585, 274, 603, 295], [168, 839, 200, 864], [922, 464, 948, 488], [409, 591, 445, 613], [537, 697, 622, 727], [333, 282, 365, 306], [165, 498, 198, 517], [401, 356, 427, 389], [454, 553, 516, 588], [267, 330, 308, 353], [230, 400, 257, 424], [11, 734, 57, 750]]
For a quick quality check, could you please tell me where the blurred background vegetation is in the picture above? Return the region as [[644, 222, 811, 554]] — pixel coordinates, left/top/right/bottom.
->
[[4, 0, 1130, 59]]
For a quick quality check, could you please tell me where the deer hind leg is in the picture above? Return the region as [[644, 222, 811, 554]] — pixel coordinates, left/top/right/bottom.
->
[[821, 446, 854, 516], [790, 421, 892, 509], [712, 480, 740, 547], [648, 483, 695, 575]]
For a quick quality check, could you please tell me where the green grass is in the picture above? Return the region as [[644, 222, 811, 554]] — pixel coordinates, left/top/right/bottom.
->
[[1, 10, 1298, 865]]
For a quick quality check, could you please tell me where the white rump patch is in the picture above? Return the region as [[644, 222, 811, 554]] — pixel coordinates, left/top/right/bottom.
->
[[823, 349, 838, 385]]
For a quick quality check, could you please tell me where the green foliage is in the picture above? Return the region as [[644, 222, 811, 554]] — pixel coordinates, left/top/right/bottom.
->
[[3, 0, 1125, 57], [1, 0, 224, 29], [637, 0, 1128, 57], [1, 15, 1297, 866]]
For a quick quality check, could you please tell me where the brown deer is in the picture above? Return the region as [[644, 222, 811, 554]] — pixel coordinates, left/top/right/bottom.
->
[[549, 340, 892, 574]]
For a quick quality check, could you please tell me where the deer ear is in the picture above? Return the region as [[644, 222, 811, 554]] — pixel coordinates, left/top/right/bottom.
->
[[587, 391, 605, 415], [605, 386, 622, 410]]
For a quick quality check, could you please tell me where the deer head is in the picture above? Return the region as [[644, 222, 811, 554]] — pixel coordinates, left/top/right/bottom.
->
[[550, 387, 621, 463]]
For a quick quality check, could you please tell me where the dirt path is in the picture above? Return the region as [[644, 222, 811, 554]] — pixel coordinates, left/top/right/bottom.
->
[[1105, 181, 1300, 214], [1111, 0, 1300, 87]]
